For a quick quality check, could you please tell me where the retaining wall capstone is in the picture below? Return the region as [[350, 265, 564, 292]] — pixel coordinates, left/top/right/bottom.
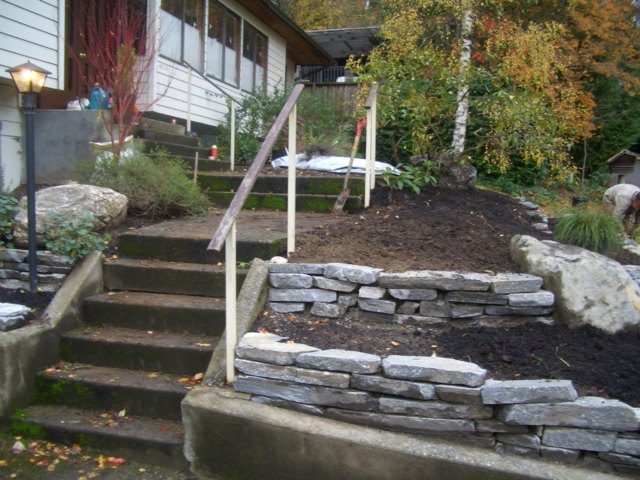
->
[[233, 262, 640, 477]]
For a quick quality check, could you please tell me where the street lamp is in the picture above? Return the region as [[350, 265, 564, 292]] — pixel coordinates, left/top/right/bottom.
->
[[6, 61, 51, 296]]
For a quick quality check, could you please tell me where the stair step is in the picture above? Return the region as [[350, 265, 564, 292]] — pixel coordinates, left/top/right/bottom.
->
[[135, 128, 201, 148], [139, 138, 210, 160], [36, 363, 189, 420], [138, 116, 186, 135], [83, 291, 226, 336], [61, 326, 215, 374], [103, 258, 246, 297], [23, 405, 186, 469], [207, 191, 362, 213]]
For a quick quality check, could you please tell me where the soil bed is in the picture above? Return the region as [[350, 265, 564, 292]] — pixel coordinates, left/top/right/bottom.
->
[[257, 185, 640, 407]]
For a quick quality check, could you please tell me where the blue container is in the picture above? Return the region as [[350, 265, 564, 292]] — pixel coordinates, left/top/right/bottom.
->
[[89, 85, 108, 109]]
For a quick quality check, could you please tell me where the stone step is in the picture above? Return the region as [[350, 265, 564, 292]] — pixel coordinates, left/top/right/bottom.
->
[[103, 258, 246, 297], [135, 128, 201, 148], [36, 362, 189, 421], [138, 116, 186, 136], [82, 291, 226, 336], [23, 404, 186, 470], [207, 190, 362, 213], [61, 326, 215, 374], [139, 138, 211, 161]]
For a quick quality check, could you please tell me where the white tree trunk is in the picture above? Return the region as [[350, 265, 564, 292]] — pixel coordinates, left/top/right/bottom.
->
[[451, 7, 474, 155]]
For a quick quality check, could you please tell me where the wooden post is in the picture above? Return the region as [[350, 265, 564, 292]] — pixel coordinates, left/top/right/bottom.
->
[[193, 152, 199, 185], [287, 104, 297, 253], [225, 222, 237, 384], [230, 101, 236, 172]]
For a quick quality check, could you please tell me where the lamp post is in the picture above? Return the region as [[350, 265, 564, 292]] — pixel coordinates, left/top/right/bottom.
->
[[6, 61, 50, 297]]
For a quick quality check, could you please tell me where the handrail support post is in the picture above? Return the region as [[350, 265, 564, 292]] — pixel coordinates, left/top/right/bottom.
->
[[225, 222, 237, 384], [287, 104, 297, 253]]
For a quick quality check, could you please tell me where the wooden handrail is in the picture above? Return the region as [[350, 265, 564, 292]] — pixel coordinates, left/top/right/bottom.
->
[[207, 83, 306, 252], [365, 82, 379, 108]]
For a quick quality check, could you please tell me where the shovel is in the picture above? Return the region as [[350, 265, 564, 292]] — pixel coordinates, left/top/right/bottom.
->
[[333, 117, 367, 213]]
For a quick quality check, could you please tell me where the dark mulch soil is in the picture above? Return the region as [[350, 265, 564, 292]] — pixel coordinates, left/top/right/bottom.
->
[[257, 185, 640, 407]]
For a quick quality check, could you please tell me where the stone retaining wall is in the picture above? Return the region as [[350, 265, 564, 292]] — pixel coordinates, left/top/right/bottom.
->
[[234, 263, 640, 477], [0, 249, 74, 293]]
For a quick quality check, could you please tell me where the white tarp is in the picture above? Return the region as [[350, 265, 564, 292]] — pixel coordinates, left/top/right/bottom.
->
[[271, 154, 400, 175]]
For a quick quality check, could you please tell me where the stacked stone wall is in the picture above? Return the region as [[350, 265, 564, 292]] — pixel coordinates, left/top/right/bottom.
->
[[0, 249, 73, 292], [234, 262, 640, 476]]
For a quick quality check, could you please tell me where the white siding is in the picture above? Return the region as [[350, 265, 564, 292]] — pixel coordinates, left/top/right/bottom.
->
[[149, 0, 289, 128], [0, 84, 23, 191], [0, 0, 64, 90]]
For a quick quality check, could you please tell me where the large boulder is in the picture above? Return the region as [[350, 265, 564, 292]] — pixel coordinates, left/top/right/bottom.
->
[[14, 183, 128, 247], [510, 235, 640, 333]]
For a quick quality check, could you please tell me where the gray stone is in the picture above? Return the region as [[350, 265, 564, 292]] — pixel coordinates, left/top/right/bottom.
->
[[543, 427, 616, 452], [598, 452, 640, 467], [358, 286, 386, 299], [266, 302, 305, 313], [251, 395, 326, 416], [498, 396, 640, 431], [269, 273, 313, 289], [14, 183, 128, 247], [326, 409, 476, 436], [482, 379, 577, 405], [508, 291, 554, 307], [497, 433, 541, 449], [350, 374, 437, 400], [0, 303, 31, 332], [236, 333, 319, 366], [323, 263, 382, 284], [268, 288, 336, 303], [379, 397, 493, 419], [379, 270, 492, 291], [396, 301, 420, 314], [519, 200, 539, 210], [234, 359, 350, 388], [419, 299, 451, 317], [484, 305, 553, 316], [382, 355, 487, 387], [233, 375, 376, 411], [394, 314, 449, 328], [450, 304, 484, 318], [510, 235, 640, 333], [268, 263, 325, 274], [435, 384, 483, 405], [615, 434, 640, 456], [358, 298, 396, 314], [447, 291, 508, 305], [313, 276, 358, 292], [337, 294, 357, 307], [539, 446, 581, 464], [354, 310, 394, 324], [388, 289, 438, 301], [496, 443, 540, 459], [310, 302, 346, 318], [475, 419, 530, 434], [296, 349, 381, 374]]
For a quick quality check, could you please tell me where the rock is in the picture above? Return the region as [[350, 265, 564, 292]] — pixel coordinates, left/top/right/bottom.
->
[[296, 349, 381, 374], [268, 288, 336, 303], [269, 273, 313, 289], [510, 235, 640, 333], [0, 302, 31, 331], [382, 355, 487, 387], [323, 263, 382, 284], [236, 333, 318, 366], [14, 183, 128, 247], [482, 379, 577, 405], [234, 359, 350, 388], [438, 162, 477, 187]]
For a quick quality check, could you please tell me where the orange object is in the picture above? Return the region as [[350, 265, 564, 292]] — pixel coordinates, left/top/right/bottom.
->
[[209, 145, 218, 160]]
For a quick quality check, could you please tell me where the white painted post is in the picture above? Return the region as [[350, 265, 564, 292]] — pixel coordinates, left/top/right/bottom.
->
[[193, 152, 199, 185], [187, 68, 192, 132], [287, 104, 297, 253], [370, 92, 377, 190], [365, 108, 373, 208], [230, 101, 236, 172], [225, 221, 237, 384]]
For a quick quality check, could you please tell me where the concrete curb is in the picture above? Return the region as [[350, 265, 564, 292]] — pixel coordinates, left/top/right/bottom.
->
[[0, 251, 103, 418], [182, 386, 623, 480]]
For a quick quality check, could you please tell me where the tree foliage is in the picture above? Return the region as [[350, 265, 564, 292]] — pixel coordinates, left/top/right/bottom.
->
[[276, 0, 384, 29]]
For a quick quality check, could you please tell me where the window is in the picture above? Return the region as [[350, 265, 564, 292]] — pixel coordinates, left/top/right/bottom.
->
[[207, 1, 240, 86], [241, 23, 267, 92], [160, 0, 204, 69]]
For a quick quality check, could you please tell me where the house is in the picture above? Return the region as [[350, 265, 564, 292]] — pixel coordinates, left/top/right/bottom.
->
[[0, 0, 331, 191], [607, 149, 640, 186]]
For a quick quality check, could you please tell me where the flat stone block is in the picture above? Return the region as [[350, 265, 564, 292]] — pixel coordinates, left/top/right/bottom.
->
[[269, 273, 313, 289], [236, 333, 318, 366], [543, 427, 616, 452], [379, 270, 492, 291], [508, 291, 554, 307], [379, 397, 493, 420], [268, 288, 337, 303], [314, 276, 359, 292], [235, 359, 350, 388], [482, 379, 577, 405], [358, 286, 386, 299], [350, 374, 437, 400], [324, 263, 382, 285], [388, 289, 438, 301], [490, 273, 543, 294], [296, 349, 381, 374], [358, 298, 396, 314], [267, 302, 306, 313], [310, 302, 346, 318], [269, 263, 325, 274], [382, 355, 487, 387]]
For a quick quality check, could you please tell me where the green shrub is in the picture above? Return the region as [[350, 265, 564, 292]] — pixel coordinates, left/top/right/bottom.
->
[[88, 149, 209, 219], [379, 161, 437, 194], [43, 211, 111, 260], [553, 207, 623, 254], [0, 192, 18, 247]]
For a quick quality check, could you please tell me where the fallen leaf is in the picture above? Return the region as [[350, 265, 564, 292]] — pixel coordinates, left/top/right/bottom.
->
[[390, 340, 400, 347], [196, 343, 211, 347], [193, 372, 204, 381], [118, 409, 126, 417]]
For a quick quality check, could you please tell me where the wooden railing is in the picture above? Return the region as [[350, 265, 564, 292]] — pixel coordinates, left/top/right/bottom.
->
[[364, 83, 378, 207], [207, 83, 305, 383]]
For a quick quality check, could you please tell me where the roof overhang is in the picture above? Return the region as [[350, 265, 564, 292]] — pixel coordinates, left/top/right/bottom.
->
[[306, 27, 380, 61], [235, 0, 332, 65], [606, 149, 640, 163]]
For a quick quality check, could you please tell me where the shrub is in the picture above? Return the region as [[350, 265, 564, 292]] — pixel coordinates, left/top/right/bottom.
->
[[0, 192, 18, 247], [553, 207, 623, 254], [88, 149, 209, 219], [43, 211, 111, 261], [379, 161, 437, 194]]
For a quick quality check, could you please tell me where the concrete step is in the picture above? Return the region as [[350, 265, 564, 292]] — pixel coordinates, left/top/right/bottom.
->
[[82, 291, 226, 336], [138, 116, 186, 136], [36, 362, 189, 421], [207, 190, 362, 213], [61, 326, 215, 374], [23, 404, 186, 470], [103, 258, 246, 297], [139, 138, 210, 161], [135, 128, 201, 148]]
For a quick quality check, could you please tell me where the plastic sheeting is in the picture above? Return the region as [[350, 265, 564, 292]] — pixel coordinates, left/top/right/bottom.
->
[[271, 154, 400, 175]]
